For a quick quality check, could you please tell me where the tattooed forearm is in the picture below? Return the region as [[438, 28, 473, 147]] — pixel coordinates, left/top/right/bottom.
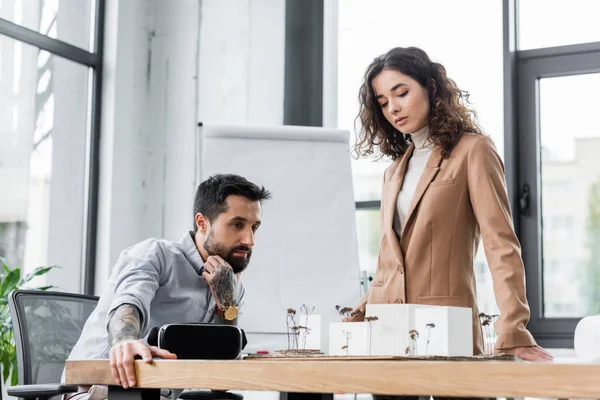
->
[[210, 265, 236, 308], [108, 304, 142, 346]]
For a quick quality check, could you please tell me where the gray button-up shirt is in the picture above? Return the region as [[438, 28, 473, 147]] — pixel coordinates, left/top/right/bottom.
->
[[66, 231, 245, 362]]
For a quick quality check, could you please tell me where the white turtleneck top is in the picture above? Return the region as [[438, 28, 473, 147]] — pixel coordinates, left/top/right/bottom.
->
[[392, 125, 434, 238]]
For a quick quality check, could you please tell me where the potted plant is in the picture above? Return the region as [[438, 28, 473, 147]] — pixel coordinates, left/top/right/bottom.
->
[[0, 256, 56, 386]]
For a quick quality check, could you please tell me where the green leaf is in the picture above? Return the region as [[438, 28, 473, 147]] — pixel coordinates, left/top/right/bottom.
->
[[37, 285, 56, 291], [21, 266, 57, 285], [0, 268, 21, 298], [11, 359, 18, 386], [1, 351, 9, 370], [2, 356, 9, 385]]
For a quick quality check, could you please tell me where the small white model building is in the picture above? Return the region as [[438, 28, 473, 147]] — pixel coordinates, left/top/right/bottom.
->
[[411, 305, 473, 356], [302, 314, 321, 350], [328, 304, 473, 356]]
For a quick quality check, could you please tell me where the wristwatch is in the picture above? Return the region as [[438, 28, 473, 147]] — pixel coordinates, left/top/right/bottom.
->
[[216, 304, 239, 321]]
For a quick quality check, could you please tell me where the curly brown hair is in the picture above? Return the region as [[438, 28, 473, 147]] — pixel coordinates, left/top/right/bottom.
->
[[353, 47, 483, 160]]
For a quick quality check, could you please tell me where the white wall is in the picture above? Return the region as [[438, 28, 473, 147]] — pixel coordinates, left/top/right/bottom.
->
[[46, 57, 89, 293], [161, 0, 287, 241], [95, 0, 286, 292], [158, 0, 202, 244], [196, 0, 285, 125], [96, 0, 175, 291]]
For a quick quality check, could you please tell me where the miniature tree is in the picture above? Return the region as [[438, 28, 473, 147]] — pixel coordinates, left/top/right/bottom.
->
[[342, 330, 352, 356], [478, 313, 499, 354], [298, 304, 315, 350], [489, 314, 499, 353], [296, 325, 311, 350], [364, 316, 379, 355], [480, 314, 491, 354], [286, 308, 298, 350], [300, 304, 315, 321], [335, 305, 353, 321], [425, 323, 436, 356], [290, 325, 300, 351], [408, 329, 419, 356], [350, 309, 365, 320]]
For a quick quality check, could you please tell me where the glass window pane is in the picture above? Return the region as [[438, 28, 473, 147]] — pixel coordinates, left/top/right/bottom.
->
[[539, 73, 600, 318], [0, 35, 90, 293], [355, 209, 381, 276], [475, 242, 500, 317], [518, 0, 600, 50], [0, 0, 93, 50], [351, 159, 391, 202]]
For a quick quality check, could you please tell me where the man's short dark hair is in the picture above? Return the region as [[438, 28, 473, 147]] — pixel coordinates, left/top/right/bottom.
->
[[193, 174, 271, 232]]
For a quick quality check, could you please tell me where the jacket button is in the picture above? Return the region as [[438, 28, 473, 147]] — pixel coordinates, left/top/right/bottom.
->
[[395, 298, 404, 304]]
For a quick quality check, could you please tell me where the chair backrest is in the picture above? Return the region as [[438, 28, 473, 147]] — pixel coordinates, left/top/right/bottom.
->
[[8, 290, 98, 385]]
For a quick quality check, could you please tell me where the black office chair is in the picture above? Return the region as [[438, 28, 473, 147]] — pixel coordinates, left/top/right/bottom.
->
[[7, 289, 99, 400]]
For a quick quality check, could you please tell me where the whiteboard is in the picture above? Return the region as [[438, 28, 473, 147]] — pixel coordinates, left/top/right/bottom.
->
[[198, 123, 362, 339]]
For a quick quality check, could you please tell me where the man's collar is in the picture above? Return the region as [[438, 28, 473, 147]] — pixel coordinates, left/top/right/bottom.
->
[[180, 231, 205, 275]]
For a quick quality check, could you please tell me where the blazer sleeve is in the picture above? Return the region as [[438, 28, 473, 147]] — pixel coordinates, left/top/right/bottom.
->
[[467, 136, 537, 350]]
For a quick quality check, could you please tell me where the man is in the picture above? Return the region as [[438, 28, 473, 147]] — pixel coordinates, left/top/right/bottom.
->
[[65, 174, 270, 397]]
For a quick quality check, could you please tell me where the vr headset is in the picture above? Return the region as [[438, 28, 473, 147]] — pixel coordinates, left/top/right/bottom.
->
[[147, 323, 248, 360]]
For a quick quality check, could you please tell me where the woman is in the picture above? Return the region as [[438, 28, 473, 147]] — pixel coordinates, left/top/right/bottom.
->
[[349, 47, 552, 366]]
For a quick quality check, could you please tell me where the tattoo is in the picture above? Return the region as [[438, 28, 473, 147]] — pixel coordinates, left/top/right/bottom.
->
[[108, 304, 142, 346], [210, 264, 236, 309]]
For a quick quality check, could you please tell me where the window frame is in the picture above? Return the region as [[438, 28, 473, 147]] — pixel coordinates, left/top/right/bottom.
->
[[515, 40, 600, 348], [0, 0, 105, 295]]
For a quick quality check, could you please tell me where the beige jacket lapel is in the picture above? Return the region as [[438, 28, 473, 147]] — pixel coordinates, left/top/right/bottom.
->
[[382, 142, 414, 266], [400, 147, 444, 248]]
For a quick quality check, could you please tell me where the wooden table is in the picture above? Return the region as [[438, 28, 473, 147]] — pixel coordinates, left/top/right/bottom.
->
[[65, 358, 600, 400]]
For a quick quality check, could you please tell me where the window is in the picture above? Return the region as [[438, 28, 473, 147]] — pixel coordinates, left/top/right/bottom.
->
[[545, 216, 573, 240], [0, 0, 103, 295], [543, 180, 570, 196], [0, 0, 93, 49], [338, 0, 503, 316], [516, 18, 600, 346], [518, 0, 600, 50], [0, 36, 90, 291], [354, 209, 381, 274]]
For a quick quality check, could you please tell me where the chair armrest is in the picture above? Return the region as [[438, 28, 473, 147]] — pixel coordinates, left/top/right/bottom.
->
[[7, 383, 80, 398]]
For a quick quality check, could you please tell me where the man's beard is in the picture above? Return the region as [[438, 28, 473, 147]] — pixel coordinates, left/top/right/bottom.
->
[[203, 230, 252, 273]]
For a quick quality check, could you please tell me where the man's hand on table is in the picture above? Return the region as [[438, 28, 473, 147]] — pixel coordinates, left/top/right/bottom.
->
[[107, 304, 177, 389], [109, 339, 177, 389]]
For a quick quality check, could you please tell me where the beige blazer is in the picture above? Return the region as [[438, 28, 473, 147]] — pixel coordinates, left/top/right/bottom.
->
[[353, 134, 536, 355]]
